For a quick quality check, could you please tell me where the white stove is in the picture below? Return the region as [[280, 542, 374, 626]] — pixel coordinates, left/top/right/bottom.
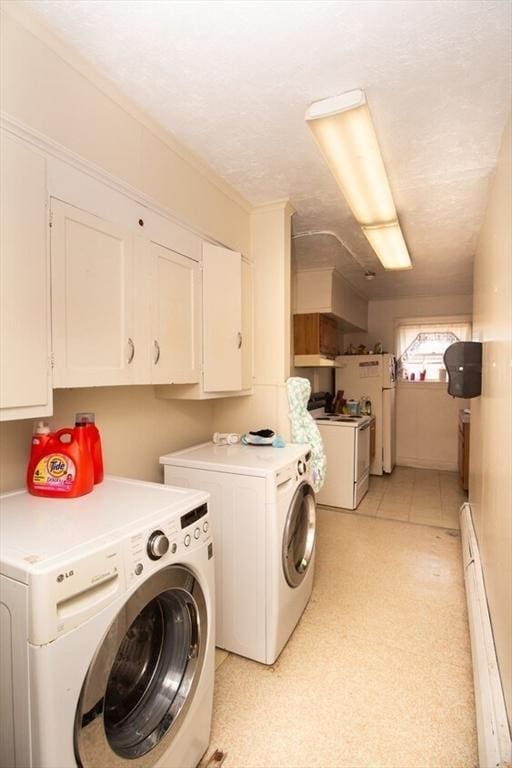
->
[[311, 408, 371, 509], [311, 408, 371, 428]]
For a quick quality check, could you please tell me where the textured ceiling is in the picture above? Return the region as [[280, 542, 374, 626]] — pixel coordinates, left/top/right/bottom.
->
[[22, 0, 512, 299]]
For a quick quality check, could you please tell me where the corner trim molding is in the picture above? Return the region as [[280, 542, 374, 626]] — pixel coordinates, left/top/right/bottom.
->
[[460, 502, 512, 767], [252, 199, 296, 216]]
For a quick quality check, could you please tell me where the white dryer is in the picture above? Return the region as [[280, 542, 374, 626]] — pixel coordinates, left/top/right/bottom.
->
[[0, 477, 214, 768], [160, 442, 316, 665]]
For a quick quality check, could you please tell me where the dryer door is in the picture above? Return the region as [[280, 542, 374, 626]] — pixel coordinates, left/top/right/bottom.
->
[[75, 565, 207, 768], [282, 482, 316, 588]]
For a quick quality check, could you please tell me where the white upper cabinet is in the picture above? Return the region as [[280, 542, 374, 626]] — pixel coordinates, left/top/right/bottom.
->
[[50, 193, 202, 389], [0, 131, 249, 403], [202, 242, 243, 392], [150, 241, 201, 384], [295, 268, 368, 332], [50, 199, 139, 387], [241, 258, 254, 391], [156, 246, 253, 400], [0, 134, 52, 421]]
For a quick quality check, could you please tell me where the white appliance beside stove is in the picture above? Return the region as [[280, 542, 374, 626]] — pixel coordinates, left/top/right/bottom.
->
[[312, 409, 371, 509], [335, 353, 396, 475]]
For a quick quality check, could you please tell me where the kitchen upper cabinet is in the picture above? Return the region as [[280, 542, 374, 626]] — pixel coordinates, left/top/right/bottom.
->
[[150, 241, 201, 384], [0, 134, 52, 421], [202, 242, 243, 392], [294, 313, 340, 365], [156, 247, 253, 399], [50, 199, 140, 387], [295, 268, 368, 332]]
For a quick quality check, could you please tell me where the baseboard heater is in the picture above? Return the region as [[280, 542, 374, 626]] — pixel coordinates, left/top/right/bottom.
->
[[460, 502, 512, 767]]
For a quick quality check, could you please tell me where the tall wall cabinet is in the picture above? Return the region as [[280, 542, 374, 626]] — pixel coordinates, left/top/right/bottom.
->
[[0, 134, 52, 421], [0, 126, 253, 420]]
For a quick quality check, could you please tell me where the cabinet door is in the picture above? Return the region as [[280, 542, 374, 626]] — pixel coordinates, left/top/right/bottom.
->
[[0, 134, 52, 420], [150, 241, 201, 384], [51, 199, 139, 387], [241, 258, 253, 390], [202, 242, 242, 392], [319, 314, 339, 357]]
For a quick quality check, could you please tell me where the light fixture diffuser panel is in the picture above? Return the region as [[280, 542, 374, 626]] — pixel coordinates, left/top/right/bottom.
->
[[306, 88, 413, 272], [306, 90, 397, 225], [305, 89, 366, 121], [362, 223, 412, 270]]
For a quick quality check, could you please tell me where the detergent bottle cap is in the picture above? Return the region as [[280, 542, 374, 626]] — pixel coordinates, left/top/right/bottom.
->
[[75, 412, 96, 426], [33, 420, 50, 435]]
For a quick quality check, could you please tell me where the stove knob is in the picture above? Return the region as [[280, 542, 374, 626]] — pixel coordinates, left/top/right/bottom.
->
[[147, 530, 170, 560], [297, 460, 306, 476]]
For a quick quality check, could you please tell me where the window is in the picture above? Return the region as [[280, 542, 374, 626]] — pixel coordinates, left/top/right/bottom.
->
[[395, 317, 472, 381]]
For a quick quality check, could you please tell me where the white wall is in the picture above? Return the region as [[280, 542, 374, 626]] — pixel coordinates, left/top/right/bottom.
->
[[344, 294, 473, 471], [344, 294, 473, 355], [396, 383, 468, 471], [469, 115, 512, 724], [0, 6, 251, 491]]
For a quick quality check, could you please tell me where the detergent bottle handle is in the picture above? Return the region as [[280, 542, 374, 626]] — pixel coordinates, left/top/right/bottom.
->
[[54, 428, 75, 444]]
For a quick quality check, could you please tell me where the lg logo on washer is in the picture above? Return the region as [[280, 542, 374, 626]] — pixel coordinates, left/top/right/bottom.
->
[[56, 570, 74, 582]]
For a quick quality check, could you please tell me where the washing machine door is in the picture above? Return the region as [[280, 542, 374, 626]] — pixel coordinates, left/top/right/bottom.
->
[[74, 565, 207, 768], [282, 481, 316, 588]]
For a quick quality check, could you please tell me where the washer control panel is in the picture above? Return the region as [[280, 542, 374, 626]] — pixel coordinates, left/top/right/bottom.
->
[[126, 502, 210, 582]]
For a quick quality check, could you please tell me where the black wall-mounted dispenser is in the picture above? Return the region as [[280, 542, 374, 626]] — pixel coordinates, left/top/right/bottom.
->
[[443, 341, 482, 398]]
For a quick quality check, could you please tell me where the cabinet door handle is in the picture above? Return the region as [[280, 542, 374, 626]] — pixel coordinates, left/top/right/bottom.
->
[[237, 332, 243, 350], [127, 338, 135, 364], [153, 340, 161, 365]]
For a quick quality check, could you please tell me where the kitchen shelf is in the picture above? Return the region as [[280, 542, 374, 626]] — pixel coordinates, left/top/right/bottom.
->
[[294, 355, 341, 368]]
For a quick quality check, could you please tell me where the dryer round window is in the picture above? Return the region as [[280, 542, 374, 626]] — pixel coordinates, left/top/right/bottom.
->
[[75, 565, 207, 767], [282, 481, 316, 588]]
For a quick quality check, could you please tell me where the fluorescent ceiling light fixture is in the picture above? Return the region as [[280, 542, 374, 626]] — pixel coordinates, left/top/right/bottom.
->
[[362, 223, 413, 271], [305, 89, 412, 270]]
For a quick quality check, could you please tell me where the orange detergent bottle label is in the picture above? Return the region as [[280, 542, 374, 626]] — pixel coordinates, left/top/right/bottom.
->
[[32, 453, 77, 492]]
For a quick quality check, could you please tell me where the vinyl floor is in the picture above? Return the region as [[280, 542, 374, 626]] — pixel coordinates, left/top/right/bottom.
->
[[203, 478, 477, 768], [349, 467, 467, 530]]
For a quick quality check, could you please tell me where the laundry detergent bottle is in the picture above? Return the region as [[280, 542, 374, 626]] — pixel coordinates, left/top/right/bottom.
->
[[75, 412, 104, 484], [27, 424, 94, 498], [26, 421, 53, 484]]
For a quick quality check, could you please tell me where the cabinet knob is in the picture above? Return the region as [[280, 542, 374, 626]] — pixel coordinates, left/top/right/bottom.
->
[[127, 337, 135, 364], [237, 332, 243, 350], [153, 339, 161, 365]]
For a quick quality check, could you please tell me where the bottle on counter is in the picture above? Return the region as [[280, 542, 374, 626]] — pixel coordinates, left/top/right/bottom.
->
[[26, 422, 94, 498], [75, 412, 104, 484]]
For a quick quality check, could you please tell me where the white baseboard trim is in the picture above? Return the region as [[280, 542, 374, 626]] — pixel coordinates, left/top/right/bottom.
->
[[460, 502, 512, 767], [396, 456, 458, 472]]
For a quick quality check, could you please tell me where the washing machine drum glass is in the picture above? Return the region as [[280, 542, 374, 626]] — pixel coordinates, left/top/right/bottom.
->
[[75, 565, 207, 768], [282, 481, 316, 588]]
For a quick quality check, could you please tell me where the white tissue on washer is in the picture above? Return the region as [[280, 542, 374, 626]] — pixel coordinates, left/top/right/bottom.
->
[[212, 432, 240, 445]]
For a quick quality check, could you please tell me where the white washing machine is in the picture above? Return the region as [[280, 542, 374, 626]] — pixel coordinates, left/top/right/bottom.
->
[[159, 442, 316, 665], [0, 476, 215, 768]]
